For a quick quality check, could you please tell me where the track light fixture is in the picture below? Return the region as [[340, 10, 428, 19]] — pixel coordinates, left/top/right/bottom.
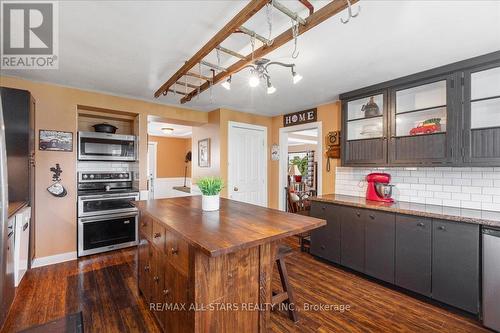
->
[[232, 58, 301, 93], [222, 75, 231, 90], [266, 77, 276, 94]]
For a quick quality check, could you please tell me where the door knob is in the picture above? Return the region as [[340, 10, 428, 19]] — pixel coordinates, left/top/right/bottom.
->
[[233, 186, 239, 192]]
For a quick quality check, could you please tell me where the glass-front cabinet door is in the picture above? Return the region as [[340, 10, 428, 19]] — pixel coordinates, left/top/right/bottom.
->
[[389, 75, 456, 165], [342, 92, 387, 165], [463, 63, 500, 164]]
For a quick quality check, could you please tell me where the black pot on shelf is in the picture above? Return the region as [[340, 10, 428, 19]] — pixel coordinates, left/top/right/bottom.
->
[[93, 123, 118, 134], [361, 97, 381, 117]]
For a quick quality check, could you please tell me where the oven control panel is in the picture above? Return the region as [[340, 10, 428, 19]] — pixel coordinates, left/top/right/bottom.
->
[[79, 172, 132, 182]]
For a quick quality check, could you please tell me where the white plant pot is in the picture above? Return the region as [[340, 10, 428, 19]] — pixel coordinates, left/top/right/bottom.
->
[[202, 194, 220, 211]]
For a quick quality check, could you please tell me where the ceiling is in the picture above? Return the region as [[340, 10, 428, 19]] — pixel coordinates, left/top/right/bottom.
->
[[2, 1, 499, 116], [288, 128, 318, 146], [148, 121, 192, 138]]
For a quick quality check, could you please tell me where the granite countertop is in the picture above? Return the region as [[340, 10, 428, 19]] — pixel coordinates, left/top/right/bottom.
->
[[311, 194, 500, 228], [8, 201, 28, 219]]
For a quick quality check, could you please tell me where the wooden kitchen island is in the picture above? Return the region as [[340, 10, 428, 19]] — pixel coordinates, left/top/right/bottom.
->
[[133, 196, 325, 333]]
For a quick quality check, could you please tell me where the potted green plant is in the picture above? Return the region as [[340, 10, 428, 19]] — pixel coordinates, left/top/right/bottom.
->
[[290, 156, 308, 182], [197, 177, 224, 211]]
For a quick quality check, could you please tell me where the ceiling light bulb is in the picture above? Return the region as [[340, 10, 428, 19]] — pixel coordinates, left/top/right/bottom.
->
[[162, 128, 174, 134], [222, 76, 231, 90], [293, 73, 303, 84], [249, 72, 260, 87], [267, 77, 276, 94]]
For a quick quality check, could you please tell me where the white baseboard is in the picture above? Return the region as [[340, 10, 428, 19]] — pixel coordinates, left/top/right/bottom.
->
[[31, 251, 77, 268]]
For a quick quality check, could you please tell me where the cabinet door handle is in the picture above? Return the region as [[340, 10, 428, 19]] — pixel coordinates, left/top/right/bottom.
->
[[154, 232, 161, 238], [142, 222, 147, 227], [356, 212, 361, 217], [154, 276, 159, 282], [144, 265, 150, 272], [369, 214, 375, 220], [438, 226, 446, 231], [321, 206, 326, 211], [417, 222, 425, 227], [320, 245, 326, 250], [163, 289, 170, 295], [171, 248, 179, 255]]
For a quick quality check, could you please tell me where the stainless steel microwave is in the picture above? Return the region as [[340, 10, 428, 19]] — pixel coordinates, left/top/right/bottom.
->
[[78, 131, 137, 161]]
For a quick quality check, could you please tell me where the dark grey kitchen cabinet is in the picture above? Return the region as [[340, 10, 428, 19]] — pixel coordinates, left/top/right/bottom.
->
[[463, 61, 500, 166], [310, 202, 342, 264], [395, 215, 432, 297], [432, 219, 480, 314], [340, 208, 365, 272], [388, 74, 460, 165], [340, 50, 500, 167], [364, 210, 395, 283], [341, 91, 388, 166]]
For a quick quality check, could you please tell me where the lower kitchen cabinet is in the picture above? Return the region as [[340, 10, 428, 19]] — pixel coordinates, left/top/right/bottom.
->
[[310, 202, 341, 263], [310, 202, 481, 314], [138, 217, 193, 332], [432, 219, 480, 314], [395, 215, 432, 296], [364, 210, 395, 283], [340, 208, 365, 272]]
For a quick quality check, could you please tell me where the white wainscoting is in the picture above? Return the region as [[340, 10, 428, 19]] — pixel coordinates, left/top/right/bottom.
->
[[153, 178, 194, 199]]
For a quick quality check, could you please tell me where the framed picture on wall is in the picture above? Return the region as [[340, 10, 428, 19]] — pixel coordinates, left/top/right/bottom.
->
[[39, 130, 73, 152], [198, 138, 210, 167]]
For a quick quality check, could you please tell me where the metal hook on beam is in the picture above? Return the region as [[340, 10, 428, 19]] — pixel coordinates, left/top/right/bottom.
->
[[341, 0, 360, 24]]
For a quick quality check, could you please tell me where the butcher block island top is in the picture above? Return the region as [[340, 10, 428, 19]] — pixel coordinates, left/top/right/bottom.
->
[[133, 196, 326, 257], [133, 196, 326, 333]]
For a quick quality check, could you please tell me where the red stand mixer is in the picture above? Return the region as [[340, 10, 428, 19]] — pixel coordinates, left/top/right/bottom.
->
[[366, 173, 395, 203]]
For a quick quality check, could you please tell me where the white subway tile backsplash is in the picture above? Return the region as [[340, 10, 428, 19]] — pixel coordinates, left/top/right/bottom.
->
[[434, 192, 452, 199], [335, 166, 500, 211], [434, 178, 452, 185], [452, 193, 471, 201], [461, 186, 482, 194], [472, 179, 494, 187], [452, 178, 472, 186], [419, 178, 435, 184], [443, 185, 461, 192], [471, 194, 493, 203], [483, 187, 500, 195]]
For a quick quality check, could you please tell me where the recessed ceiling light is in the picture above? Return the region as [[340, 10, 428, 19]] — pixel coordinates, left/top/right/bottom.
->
[[162, 127, 174, 134]]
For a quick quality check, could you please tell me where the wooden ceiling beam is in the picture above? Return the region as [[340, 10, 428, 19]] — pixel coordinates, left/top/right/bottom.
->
[[181, 0, 359, 103], [154, 0, 269, 98]]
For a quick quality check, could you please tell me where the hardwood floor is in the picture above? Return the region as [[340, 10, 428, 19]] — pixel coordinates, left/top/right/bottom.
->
[[1, 239, 490, 333]]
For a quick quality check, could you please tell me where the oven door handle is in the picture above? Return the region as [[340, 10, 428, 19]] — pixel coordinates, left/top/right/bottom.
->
[[79, 212, 138, 223], [79, 194, 139, 201]]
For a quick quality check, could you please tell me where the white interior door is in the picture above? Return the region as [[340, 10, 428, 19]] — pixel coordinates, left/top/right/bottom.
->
[[147, 142, 157, 199], [228, 122, 267, 207]]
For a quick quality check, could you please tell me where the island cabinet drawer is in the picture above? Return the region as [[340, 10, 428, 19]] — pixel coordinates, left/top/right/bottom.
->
[[152, 220, 167, 252], [165, 230, 189, 274], [139, 213, 153, 240]]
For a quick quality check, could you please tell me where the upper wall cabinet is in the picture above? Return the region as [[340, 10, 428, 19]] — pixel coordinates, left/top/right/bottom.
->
[[342, 92, 388, 165], [463, 63, 500, 165], [388, 75, 458, 165], [340, 51, 500, 167]]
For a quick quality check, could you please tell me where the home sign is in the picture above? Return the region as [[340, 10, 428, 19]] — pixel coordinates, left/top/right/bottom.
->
[[283, 108, 317, 127]]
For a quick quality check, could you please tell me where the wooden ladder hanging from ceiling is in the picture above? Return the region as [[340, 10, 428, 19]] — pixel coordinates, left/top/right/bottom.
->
[[154, 0, 358, 103]]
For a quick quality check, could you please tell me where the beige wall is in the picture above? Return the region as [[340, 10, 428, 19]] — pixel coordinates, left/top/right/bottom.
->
[[268, 102, 341, 209], [0, 76, 207, 258], [191, 110, 220, 182], [149, 136, 191, 178]]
